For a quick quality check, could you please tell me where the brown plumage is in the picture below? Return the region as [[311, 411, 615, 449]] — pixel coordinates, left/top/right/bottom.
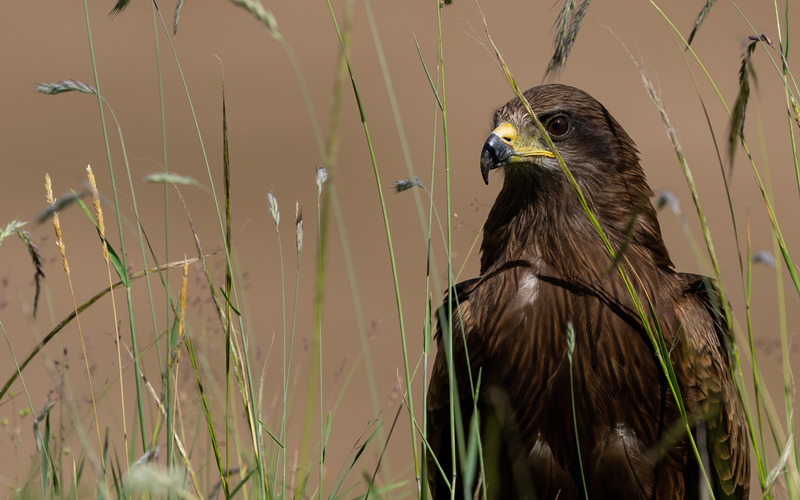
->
[[427, 84, 749, 499]]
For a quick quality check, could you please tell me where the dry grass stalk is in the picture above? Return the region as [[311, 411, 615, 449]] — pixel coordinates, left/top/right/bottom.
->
[[44, 173, 106, 488], [86, 164, 129, 470]]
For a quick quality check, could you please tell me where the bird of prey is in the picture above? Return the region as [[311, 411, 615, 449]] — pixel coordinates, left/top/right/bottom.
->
[[427, 84, 749, 499]]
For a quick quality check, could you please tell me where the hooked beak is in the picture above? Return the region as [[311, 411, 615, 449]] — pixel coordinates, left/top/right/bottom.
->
[[479, 122, 555, 185]]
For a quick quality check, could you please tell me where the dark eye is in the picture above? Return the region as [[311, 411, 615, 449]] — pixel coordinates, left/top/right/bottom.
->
[[546, 116, 569, 137]]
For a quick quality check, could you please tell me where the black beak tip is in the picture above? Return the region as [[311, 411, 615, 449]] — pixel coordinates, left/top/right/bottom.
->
[[480, 134, 511, 185], [480, 151, 492, 185]]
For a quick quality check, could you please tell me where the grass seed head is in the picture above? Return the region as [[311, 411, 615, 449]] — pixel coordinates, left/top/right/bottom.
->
[[37, 80, 97, 96], [267, 191, 280, 228], [229, 0, 280, 39], [86, 165, 108, 263], [295, 201, 303, 256], [45, 174, 69, 276], [315, 165, 328, 196], [393, 176, 425, 193]]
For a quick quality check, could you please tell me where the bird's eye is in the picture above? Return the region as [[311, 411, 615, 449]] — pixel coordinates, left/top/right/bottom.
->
[[546, 116, 569, 138]]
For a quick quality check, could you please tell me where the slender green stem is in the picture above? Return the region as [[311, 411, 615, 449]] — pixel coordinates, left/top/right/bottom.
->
[[566, 324, 588, 499], [283, 261, 301, 500], [273, 220, 285, 500], [435, 4, 461, 498], [151, 0, 173, 476], [317, 185, 325, 499], [362, 0, 442, 298], [82, 0, 146, 453]]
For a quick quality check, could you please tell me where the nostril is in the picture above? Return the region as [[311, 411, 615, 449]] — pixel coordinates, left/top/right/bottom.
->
[[492, 123, 517, 146]]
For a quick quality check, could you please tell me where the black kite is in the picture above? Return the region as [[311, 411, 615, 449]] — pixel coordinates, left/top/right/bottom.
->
[[427, 84, 749, 499]]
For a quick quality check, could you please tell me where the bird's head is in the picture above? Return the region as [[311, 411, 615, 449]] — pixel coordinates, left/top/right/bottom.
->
[[479, 84, 672, 271], [480, 84, 642, 194]]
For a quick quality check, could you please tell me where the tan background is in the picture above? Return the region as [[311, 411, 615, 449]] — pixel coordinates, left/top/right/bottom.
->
[[0, 0, 798, 496]]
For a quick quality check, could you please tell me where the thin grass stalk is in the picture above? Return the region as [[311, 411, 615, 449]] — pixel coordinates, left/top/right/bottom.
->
[[651, 1, 800, 488], [772, 2, 800, 199], [755, 108, 783, 470], [280, 23, 333, 476], [150, 0, 174, 476], [184, 330, 229, 498], [266, 192, 285, 499], [362, 0, 443, 299], [148, 18, 263, 459], [82, 0, 147, 452], [420, 46, 443, 500], [324, 2, 421, 494], [87, 165, 130, 474], [284, 203, 301, 500], [438, 2, 486, 493], [174, 187, 243, 498], [664, 31, 745, 280], [666, 29, 771, 485], [435, 7, 485, 497], [653, 2, 800, 301], [148, 19, 266, 473], [744, 215, 767, 475], [316, 171, 326, 498], [769, 0, 800, 480], [101, 98, 167, 466], [221, 76, 235, 496], [286, 258, 301, 500], [724, 14, 800, 491], [566, 323, 588, 498], [434, 3, 458, 498], [298, 3, 346, 479]]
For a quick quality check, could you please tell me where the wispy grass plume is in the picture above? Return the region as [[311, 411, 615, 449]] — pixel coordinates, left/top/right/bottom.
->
[[228, 0, 279, 38], [545, 0, 591, 77], [729, 35, 762, 166]]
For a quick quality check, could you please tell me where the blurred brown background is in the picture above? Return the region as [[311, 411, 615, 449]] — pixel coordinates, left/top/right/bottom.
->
[[0, 0, 798, 496]]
